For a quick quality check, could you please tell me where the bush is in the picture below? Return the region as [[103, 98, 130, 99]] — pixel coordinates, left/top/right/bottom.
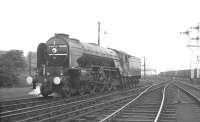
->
[[0, 50, 26, 87], [0, 72, 19, 87]]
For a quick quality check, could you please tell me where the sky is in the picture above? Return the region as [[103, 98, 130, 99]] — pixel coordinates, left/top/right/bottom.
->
[[0, 0, 200, 73]]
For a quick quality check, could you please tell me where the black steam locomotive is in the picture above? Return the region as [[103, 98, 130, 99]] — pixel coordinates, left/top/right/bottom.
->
[[27, 34, 141, 97]]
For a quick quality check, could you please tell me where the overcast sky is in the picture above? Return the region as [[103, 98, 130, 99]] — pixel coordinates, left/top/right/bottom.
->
[[0, 0, 200, 72]]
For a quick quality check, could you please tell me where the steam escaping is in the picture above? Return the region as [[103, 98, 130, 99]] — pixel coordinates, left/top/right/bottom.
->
[[28, 84, 60, 97], [28, 85, 41, 96]]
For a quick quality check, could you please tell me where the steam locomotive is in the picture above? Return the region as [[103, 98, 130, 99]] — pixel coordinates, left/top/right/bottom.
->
[[27, 33, 141, 97]]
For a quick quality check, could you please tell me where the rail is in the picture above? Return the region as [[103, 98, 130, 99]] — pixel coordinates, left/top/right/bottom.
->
[[177, 81, 200, 90], [154, 85, 167, 122], [100, 84, 168, 122], [174, 83, 200, 102], [99, 85, 153, 122]]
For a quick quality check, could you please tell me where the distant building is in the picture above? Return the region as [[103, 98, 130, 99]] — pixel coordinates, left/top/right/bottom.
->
[[141, 67, 157, 76], [159, 69, 200, 79]]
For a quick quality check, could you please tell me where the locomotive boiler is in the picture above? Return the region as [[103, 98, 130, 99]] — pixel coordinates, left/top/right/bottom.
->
[[27, 33, 141, 97]]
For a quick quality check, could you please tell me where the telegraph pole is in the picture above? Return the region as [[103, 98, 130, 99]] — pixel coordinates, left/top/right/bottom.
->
[[28, 51, 32, 76], [98, 22, 100, 46], [143, 57, 146, 79]]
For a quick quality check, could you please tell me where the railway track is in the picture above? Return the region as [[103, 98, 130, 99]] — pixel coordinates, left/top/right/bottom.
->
[[1, 78, 197, 122], [155, 79, 200, 122], [3, 79, 198, 122], [0, 84, 155, 122], [70, 81, 200, 122], [0, 91, 115, 114], [174, 81, 200, 103], [74, 83, 167, 122], [170, 83, 200, 122], [0, 80, 153, 112], [0, 96, 59, 112]]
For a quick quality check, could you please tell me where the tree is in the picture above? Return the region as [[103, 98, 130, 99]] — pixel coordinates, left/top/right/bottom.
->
[[0, 50, 26, 87]]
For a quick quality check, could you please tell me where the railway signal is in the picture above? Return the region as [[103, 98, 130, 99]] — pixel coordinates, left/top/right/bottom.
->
[[181, 23, 200, 79], [190, 36, 200, 40], [190, 23, 200, 32], [180, 30, 190, 36]]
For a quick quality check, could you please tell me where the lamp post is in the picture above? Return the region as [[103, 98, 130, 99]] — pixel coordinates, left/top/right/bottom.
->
[[144, 57, 146, 79], [28, 51, 32, 76], [98, 22, 100, 46]]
